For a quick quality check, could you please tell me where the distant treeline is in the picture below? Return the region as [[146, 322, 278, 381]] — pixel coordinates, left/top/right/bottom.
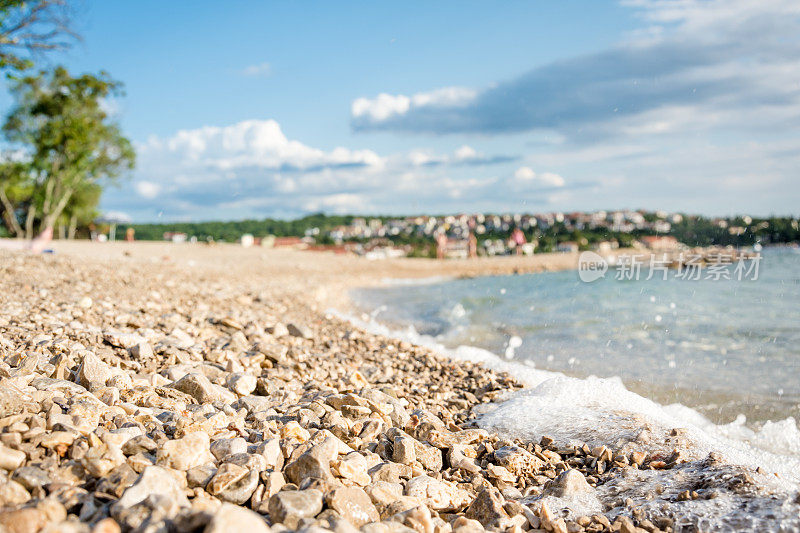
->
[[128, 213, 358, 242], [125, 213, 800, 248]]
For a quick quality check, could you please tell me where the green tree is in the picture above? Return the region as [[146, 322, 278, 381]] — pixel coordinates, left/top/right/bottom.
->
[[0, 158, 31, 236], [60, 181, 101, 239], [2, 66, 135, 237], [0, 1, 75, 74]]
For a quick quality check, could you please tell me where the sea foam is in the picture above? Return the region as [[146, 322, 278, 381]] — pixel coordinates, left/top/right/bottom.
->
[[335, 309, 800, 529]]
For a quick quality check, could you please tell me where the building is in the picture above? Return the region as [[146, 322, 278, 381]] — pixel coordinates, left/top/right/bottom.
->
[[163, 232, 187, 243], [639, 235, 680, 251]]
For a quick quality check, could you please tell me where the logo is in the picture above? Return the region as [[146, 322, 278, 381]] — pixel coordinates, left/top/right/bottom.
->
[[578, 251, 608, 283]]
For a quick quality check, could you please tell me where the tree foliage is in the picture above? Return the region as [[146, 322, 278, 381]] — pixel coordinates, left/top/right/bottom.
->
[[0, 0, 75, 74], [0, 66, 135, 237]]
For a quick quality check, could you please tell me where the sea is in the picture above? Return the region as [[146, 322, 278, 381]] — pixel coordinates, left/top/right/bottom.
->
[[347, 247, 800, 529]]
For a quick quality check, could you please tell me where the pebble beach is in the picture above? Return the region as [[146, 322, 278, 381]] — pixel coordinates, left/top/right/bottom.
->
[[0, 242, 797, 533]]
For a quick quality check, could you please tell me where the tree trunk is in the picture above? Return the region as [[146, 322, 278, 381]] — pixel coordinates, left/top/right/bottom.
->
[[0, 188, 24, 237], [41, 187, 74, 233], [68, 215, 77, 240], [24, 204, 36, 240]]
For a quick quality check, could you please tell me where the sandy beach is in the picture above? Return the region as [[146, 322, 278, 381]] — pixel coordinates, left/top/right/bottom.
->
[[0, 242, 796, 533]]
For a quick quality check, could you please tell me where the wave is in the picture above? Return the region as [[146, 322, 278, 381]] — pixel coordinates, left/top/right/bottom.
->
[[333, 307, 800, 529]]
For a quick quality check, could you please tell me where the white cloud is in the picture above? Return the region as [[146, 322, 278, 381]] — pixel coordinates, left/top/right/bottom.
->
[[514, 166, 536, 181], [141, 119, 384, 173], [350, 0, 800, 142], [404, 145, 517, 167], [135, 181, 161, 199], [513, 166, 566, 187], [453, 145, 477, 161], [241, 62, 271, 77], [351, 87, 476, 127]]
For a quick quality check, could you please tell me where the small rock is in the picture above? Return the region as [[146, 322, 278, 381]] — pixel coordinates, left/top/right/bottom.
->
[[156, 431, 215, 471], [111, 466, 189, 518], [78, 353, 112, 390], [287, 323, 312, 339], [493, 445, 543, 476], [226, 373, 257, 396], [393, 436, 417, 465], [187, 464, 217, 488], [268, 488, 324, 528], [0, 480, 30, 505], [325, 487, 380, 527], [331, 452, 371, 486], [0, 507, 47, 533], [464, 487, 509, 529], [128, 341, 153, 359], [210, 437, 248, 461], [267, 322, 289, 338], [284, 437, 338, 484], [12, 466, 51, 491], [92, 518, 122, 533], [205, 503, 271, 533], [544, 469, 593, 498], [171, 373, 232, 404], [0, 442, 26, 470], [261, 470, 286, 499], [207, 462, 259, 504]]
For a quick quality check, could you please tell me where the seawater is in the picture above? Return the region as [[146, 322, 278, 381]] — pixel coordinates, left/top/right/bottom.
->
[[345, 248, 800, 528], [353, 248, 800, 427]]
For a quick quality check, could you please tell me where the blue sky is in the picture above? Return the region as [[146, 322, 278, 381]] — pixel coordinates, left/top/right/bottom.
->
[[6, 0, 799, 221]]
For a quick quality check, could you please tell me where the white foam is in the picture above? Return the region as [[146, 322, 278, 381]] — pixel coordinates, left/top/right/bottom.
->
[[334, 309, 800, 528]]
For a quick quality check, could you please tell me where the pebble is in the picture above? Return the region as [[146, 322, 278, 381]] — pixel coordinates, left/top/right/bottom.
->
[[0, 443, 26, 470], [325, 487, 380, 526], [111, 466, 190, 517], [156, 431, 215, 471], [268, 488, 324, 528], [206, 503, 271, 533], [0, 251, 770, 533]]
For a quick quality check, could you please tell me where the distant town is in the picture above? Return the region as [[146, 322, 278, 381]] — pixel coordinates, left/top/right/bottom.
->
[[117, 210, 799, 259]]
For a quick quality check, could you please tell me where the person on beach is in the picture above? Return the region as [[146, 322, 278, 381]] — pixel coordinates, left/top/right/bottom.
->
[[0, 226, 53, 253], [436, 231, 448, 260], [468, 231, 477, 259], [510, 227, 526, 255]]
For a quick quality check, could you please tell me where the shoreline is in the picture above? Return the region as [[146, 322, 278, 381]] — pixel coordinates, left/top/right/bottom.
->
[[0, 242, 797, 532]]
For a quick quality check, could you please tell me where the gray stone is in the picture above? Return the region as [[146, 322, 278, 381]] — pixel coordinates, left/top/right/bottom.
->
[[156, 431, 215, 471], [171, 372, 234, 404], [325, 487, 380, 527], [268, 489, 324, 528], [111, 466, 189, 518], [187, 464, 217, 488], [284, 438, 338, 484], [0, 442, 26, 470], [205, 503, 271, 533], [287, 323, 312, 339], [464, 487, 509, 529], [11, 466, 51, 491], [77, 353, 112, 390], [493, 445, 543, 476], [210, 437, 248, 461], [226, 373, 257, 396], [122, 435, 157, 456], [545, 469, 593, 498], [392, 436, 416, 465], [207, 462, 259, 504]]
